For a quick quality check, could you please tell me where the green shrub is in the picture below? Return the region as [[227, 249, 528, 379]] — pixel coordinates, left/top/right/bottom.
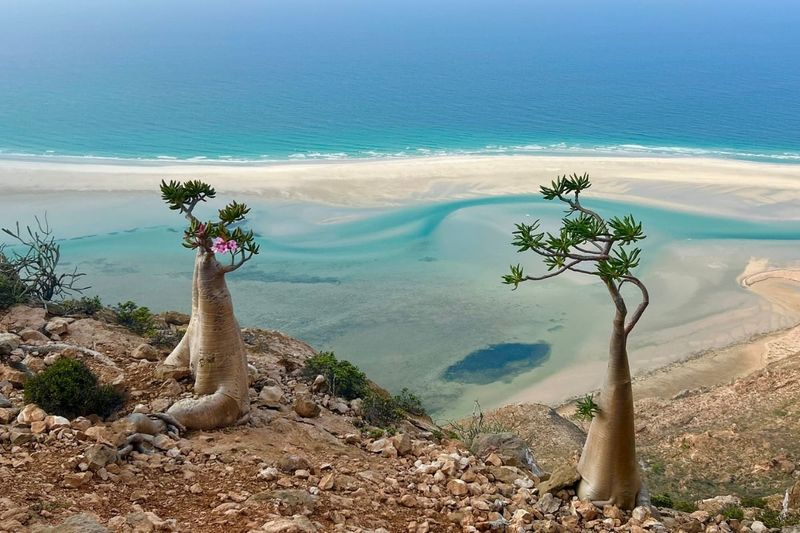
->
[[58, 296, 104, 316], [574, 394, 600, 421], [361, 392, 401, 428], [740, 495, 767, 508], [721, 505, 744, 521], [0, 255, 27, 309], [24, 358, 123, 419], [393, 387, 426, 416], [149, 328, 185, 349], [114, 301, 156, 336], [303, 352, 368, 400], [673, 499, 698, 513], [650, 493, 674, 508], [649, 459, 666, 475]]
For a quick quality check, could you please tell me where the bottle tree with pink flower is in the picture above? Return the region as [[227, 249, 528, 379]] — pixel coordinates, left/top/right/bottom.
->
[[159, 180, 260, 430]]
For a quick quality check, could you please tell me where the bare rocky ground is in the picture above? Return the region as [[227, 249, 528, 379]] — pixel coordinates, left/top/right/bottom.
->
[[1, 304, 799, 533]]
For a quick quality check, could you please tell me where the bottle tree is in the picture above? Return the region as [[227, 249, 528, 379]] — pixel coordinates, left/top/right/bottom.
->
[[503, 173, 649, 509], [159, 180, 260, 430]]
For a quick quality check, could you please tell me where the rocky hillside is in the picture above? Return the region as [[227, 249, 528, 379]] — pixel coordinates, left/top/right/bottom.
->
[[1, 304, 799, 532]]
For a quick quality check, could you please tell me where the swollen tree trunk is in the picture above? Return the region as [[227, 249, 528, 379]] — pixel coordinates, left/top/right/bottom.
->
[[164, 249, 249, 430], [576, 307, 641, 508]]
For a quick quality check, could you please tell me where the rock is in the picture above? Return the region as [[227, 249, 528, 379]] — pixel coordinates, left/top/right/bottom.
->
[[391, 433, 412, 456], [9, 427, 32, 444], [19, 329, 49, 343], [63, 471, 93, 488], [45, 317, 70, 336], [0, 305, 46, 332], [125, 511, 178, 532], [311, 374, 327, 393], [573, 500, 599, 521], [537, 463, 581, 495], [0, 407, 16, 423], [471, 432, 545, 476], [751, 521, 768, 533], [162, 311, 190, 325], [318, 472, 335, 490], [293, 394, 320, 418], [789, 480, 800, 511], [45, 415, 70, 430], [132, 343, 160, 361], [0, 333, 20, 355], [0, 394, 11, 408], [0, 367, 27, 387], [189, 483, 203, 494], [631, 505, 651, 522], [697, 495, 740, 515], [30, 420, 47, 434], [258, 467, 280, 481], [262, 515, 317, 533], [447, 479, 469, 496], [266, 489, 318, 513], [277, 454, 311, 473], [536, 492, 561, 514], [30, 513, 109, 533], [259, 385, 283, 408], [84, 444, 119, 471], [154, 364, 191, 381], [16, 403, 46, 424], [400, 494, 417, 507], [603, 504, 625, 521]]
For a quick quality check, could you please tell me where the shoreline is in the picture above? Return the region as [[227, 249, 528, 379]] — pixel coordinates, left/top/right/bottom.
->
[[553, 268, 800, 416], [3, 154, 800, 417], [2, 154, 800, 219]]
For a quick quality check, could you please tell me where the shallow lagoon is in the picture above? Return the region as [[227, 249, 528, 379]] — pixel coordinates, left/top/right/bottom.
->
[[4, 192, 800, 419]]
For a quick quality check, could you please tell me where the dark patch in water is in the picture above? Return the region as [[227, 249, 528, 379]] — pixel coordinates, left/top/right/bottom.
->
[[443, 343, 550, 385], [418, 256, 437, 262], [123, 228, 139, 233], [547, 325, 564, 332]]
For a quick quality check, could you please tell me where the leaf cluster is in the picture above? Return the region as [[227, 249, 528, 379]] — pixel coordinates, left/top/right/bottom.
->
[[161, 180, 261, 269], [503, 173, 646, 286]]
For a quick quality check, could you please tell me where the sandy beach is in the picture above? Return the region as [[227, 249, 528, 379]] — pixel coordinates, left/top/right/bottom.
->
[[2, 154, 800, 414], [2, 155, 800, 219]]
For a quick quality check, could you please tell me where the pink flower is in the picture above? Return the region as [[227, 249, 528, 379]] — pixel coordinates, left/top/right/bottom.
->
[[211, 237, 239, 254]]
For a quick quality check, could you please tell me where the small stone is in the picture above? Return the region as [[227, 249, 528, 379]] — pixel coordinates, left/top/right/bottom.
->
[[318, 472, 335, 491], [262, 515, 317, 533], [0, 407, 18, 423], [132, 343, 160, 361], [391, 433, 412, 456], [154, 364, 191, 381], [486, 452, 503, 466], [312, 374, 327, 393], [258, 467, 280, 481], [447, 479, 469, 496], [9, 427, 32, 445], [400, 494, 417, 508], [277, 454, 311, 473], [45, 317, 70, 336], [84, 444, 119, 471], [189, 483, 203, 494], [0, 333, 21, 355], [537, 463, 581, 495], [30, 420, 47, 434], [293, 394, 320, 418], [750, 521, 768, 533], [18, 329, 49, 343], [259, 385, 283, 408], [63, 471, 93, 488], [17, 403, 47, 424], [45, 415, 71, 430], [535, 492, 561, 515]]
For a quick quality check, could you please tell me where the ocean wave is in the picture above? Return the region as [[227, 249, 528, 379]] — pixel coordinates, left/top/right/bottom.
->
[[1, 143, 799, 165]]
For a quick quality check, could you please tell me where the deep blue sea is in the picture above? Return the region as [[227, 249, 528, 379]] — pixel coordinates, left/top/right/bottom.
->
[[1, 0, 799, 162]]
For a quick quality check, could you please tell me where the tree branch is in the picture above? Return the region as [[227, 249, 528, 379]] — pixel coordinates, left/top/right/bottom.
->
[[620, 276, 649, 335]]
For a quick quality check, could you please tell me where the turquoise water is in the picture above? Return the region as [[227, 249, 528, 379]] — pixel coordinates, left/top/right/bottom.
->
[[1, 0, 799, 162], [6, 194, 793, 418]]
